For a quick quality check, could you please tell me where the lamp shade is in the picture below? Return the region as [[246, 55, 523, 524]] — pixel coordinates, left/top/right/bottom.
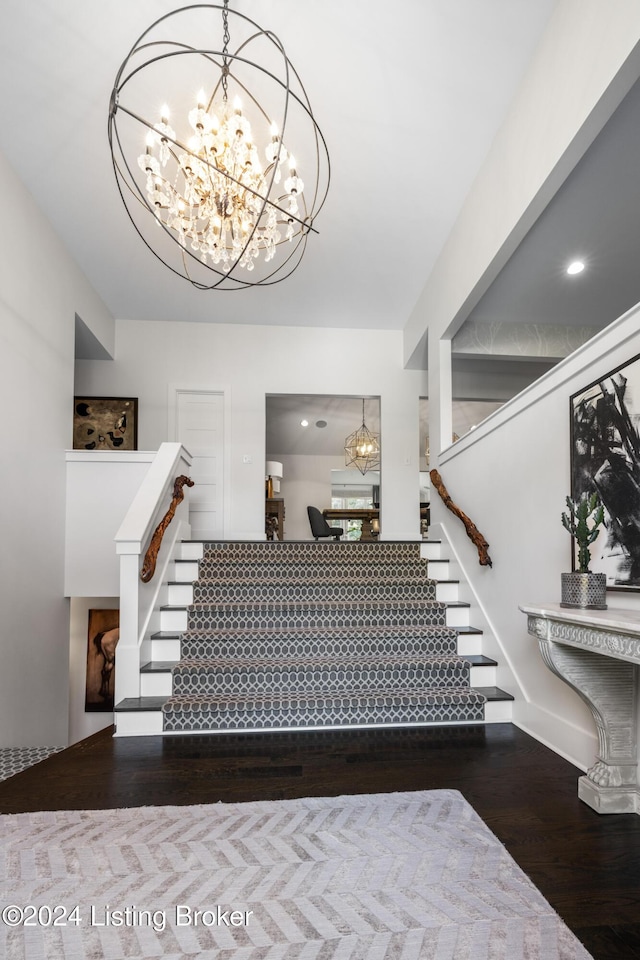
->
[[265, 461, 284, 479]]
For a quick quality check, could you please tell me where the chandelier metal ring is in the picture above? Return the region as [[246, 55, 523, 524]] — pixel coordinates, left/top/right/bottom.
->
[[108, 4, 330, 291]]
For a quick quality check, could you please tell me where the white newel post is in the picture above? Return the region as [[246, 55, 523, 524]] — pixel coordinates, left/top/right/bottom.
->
[[114, 443, 193, 705]]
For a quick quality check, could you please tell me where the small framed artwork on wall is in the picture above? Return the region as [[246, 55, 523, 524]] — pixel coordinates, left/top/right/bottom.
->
[[85, 609, 120, 712], [570, 352, 640, 591], [73, 396, 138, 450]]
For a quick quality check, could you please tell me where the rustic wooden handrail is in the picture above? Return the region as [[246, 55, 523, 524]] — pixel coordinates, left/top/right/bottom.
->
[[429, 469, 492, 567], [140, 474, 194, 582]]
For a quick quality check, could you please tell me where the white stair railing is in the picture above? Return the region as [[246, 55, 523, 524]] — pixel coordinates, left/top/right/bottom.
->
[[114, 443, 193, 704]]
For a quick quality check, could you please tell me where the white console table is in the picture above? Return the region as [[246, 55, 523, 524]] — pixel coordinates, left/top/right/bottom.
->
[[521, 603, 640, 814]]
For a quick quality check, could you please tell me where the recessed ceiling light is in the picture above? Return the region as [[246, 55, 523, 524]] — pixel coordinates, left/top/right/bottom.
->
[[300, 419, 309, 427], [566, 260, 585, 276], [315, 420, 327, 428]]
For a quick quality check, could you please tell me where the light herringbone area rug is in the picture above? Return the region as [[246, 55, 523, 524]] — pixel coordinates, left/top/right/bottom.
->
[[0, 789, 593, 959]]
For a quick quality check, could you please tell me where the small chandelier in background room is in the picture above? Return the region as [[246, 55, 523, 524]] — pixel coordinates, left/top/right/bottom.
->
[[345, 400, 380, 475], [108, 2, 330, 290]]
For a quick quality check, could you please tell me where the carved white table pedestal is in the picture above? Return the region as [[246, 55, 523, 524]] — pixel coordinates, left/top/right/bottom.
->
[[521, 603, 640, 814]]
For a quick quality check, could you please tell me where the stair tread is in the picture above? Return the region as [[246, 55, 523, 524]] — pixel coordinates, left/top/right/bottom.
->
[[141, 661, 179, 673], [115, 697, 168, 712], [461, 655, 497, 666], [474, 686, 514, 701]]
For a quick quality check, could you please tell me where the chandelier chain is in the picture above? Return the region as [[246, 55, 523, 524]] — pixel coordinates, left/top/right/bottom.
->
[[221, 0, 230, 100]]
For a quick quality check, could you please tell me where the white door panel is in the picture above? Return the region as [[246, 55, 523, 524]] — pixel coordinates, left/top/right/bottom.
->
[[175, 391, 224, 540]]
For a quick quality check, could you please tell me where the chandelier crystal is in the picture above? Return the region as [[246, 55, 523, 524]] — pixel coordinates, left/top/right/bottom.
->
[[344, 400, 381, 475], [108, 3, 330, 290]]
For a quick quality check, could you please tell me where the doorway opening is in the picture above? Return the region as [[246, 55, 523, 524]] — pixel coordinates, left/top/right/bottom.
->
[[266, 394, 381, 540]]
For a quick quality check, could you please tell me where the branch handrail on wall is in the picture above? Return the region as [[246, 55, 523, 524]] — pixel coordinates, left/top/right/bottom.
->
[[114, 442, 193, 704], [429, 468, 492, 567]]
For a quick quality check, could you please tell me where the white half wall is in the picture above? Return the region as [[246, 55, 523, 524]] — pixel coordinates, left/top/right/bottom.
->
[[0, 148, 113, 748], [65, 452, 154, 597], [75, 321, 427, 541], [431, 303, 640, 771]]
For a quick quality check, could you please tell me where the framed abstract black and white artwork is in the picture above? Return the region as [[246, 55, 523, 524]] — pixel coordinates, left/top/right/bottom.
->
[[570, 353, 640, 591]]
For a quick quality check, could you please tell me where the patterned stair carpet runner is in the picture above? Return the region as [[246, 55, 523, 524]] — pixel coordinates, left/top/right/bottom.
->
[[0, 790, 594, 959], [163, 541, 486, 732]]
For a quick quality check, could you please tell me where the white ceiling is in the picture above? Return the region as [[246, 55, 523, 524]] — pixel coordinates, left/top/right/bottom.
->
[[0, 0, 557, 331]]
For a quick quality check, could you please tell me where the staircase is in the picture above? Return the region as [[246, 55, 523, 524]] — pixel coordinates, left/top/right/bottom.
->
[[114, 539, 513, 736]]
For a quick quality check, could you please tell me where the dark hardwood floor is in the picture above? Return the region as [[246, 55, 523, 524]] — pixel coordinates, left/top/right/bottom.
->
[[1, 722, 639, 959]]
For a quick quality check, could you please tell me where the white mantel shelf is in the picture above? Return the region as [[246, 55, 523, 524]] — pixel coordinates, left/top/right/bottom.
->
[[521, 602, 640, 815]]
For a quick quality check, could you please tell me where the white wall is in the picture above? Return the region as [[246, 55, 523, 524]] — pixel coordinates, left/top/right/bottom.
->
[[0, 149, 114, 748], [399, 1, 640, 770], [434, 304, 640, 770], [75, 321, 427, 541], [275, 454, 343, 540], [405, 1, 640, 371]]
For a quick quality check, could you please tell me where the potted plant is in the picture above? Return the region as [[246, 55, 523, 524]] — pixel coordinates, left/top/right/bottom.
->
[[561, 491, 607, 609]]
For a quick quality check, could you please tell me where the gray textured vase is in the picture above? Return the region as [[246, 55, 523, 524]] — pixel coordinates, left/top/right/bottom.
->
[[560, 572, 607, 609]]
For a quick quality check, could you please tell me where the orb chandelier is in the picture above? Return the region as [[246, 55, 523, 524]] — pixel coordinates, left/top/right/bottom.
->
[[345, 400, 381, 475], [108, 2, 330, 290]]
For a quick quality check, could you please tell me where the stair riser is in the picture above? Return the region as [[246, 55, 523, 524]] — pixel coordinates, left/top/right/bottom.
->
[[168, 584, 193, 605], [199, 542, 425, 564], [115, 711, 164, 736], [420, 542, 441, 561], [172, 663, 471, 696], [181, 633, 459, 660], [149, 636, 182, 660], [435, 582, 458, 602], [160, 624, 482, 660], [426, 560, 451, 580], [470, 664, 496, 685], [162, 700, 486, 732], [143, 668, 496, 699], [485, 700, 513, 722], [173, 560, 200, 582], [193, 562, 432, 581], [190, 583, 438, 603], [456, 633, 482, 656], [179, 542, 205, 562], [141, 673, 172, 697], [185, 608, 451, 631], [446, 606, 469, 627], [115, 710, 514, 738], [161, 608, 189, 632]]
